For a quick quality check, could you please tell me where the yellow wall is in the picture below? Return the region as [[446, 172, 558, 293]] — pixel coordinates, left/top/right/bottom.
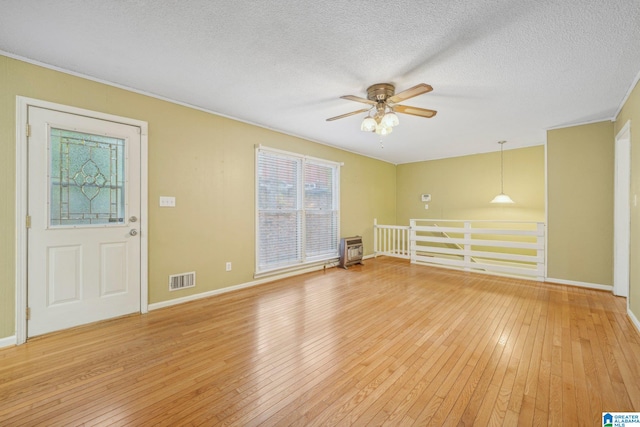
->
[[0, 55, 396, 338], [547, 121, 614, 286], [396, 146, 545, 224], [615, 80, 640, 321]]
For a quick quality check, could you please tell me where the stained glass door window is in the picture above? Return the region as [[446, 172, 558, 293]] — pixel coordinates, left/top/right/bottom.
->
[[49, 128, 126, 227]]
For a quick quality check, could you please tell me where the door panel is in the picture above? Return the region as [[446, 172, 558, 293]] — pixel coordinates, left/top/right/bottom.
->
[[28, 106, 141, 337], [48, 245, 82, 305], [100, 242, 128, 296]]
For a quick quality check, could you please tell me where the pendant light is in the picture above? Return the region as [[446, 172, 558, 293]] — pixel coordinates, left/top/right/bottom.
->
[[490, 141, 515, 204]]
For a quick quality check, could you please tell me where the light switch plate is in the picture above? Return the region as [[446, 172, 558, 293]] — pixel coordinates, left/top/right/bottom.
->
[[160, 196, 176, 207]]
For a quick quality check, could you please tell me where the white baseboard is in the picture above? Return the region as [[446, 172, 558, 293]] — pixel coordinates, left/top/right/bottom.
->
[[0, 335, 16, 349], [149, 261, 345, 311], [628, 307, 640, 336], [544, 277, 613, 292]]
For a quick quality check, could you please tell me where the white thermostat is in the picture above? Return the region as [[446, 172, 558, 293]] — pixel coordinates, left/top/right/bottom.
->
[[421, 194, 431, 202]]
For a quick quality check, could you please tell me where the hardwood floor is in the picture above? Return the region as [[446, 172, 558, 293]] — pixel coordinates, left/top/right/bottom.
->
[[1, 257, 639, 426]]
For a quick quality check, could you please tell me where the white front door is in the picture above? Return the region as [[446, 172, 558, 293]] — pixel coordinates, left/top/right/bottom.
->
[[27, 106, 142, 337]]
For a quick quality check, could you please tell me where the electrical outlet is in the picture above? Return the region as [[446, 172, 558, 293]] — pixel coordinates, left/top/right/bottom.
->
[[225, 262, 232, 271], [159, 196, 176, 207]]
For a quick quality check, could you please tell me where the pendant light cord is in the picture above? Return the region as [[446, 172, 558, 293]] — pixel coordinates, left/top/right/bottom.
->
[[500, 142, 504, 193]]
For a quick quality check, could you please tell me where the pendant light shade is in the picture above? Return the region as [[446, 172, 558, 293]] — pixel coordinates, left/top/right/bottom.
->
[[375, 124, 393, 135], [490, 193, 515, 204], [360, 116, 377, 132], [381, 111, 399, 128], [490, 141, 515, 204]]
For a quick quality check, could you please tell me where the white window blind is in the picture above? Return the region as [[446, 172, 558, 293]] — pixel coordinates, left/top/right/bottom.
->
[[256, 147, 339, 274]]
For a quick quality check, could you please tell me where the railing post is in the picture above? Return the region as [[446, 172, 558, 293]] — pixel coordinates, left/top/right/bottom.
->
[[410, 219, 416, 264], [536, 222, 545, 281], [386, 226, 389, 254], [393, 228, 397, 255], [373, 218, 378, 258], [464, 221, 471, 271], [402, 227, 407, 257]]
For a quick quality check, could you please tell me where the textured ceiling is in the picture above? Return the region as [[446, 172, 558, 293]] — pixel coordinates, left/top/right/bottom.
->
[[2, 0, 640, 163]]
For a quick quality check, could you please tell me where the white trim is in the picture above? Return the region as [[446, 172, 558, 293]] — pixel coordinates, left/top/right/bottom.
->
[[140, 125, 149, 314], [0, 51, 395, 166], [15, 99, 28, 344], [254, 147, 260, 276], [544, 141, 548, 279], [397, 143, 546, 165], [616, 119, 632, 142], [15, 96, 149, 344], [409, 218, 543, 224], [254, 259, 339, 280], [628, 307, 640, 336], [544, 277, 613, 292], [151, 262, 339, 311], [613, 120, 631, 297], [0, 335, 16, 349], [256, 144, 344, 168], [150, 254, 376, 311], [614, 68, 640, 119], [546, 117, 615, 132]]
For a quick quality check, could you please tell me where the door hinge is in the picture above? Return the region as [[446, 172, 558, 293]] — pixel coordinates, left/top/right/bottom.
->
[[26, 124, 31, 138], [26, 215, 31, 228], [26, 307, 31, 320]]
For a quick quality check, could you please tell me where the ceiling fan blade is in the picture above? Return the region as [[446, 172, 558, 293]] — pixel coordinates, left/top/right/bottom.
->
[[326, 108, 370, 121], [388, 83, 433, 104], [393, 104, 437, 118], [340, 95, 377, 105]]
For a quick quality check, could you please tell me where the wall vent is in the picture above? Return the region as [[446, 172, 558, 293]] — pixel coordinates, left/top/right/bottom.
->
[[169, 271, 196, 291]]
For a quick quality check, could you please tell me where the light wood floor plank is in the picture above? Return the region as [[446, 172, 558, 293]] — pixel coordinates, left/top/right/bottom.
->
[[0, 257, 638, 426]]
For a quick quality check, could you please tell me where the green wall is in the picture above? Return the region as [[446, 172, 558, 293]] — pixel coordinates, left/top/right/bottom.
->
[[547, 121, 614, 286], [0, 55, 396, 339]]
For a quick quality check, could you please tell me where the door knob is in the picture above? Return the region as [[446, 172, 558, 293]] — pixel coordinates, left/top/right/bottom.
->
[[129, 216, 138, 222], [129, 229, 138, 236]]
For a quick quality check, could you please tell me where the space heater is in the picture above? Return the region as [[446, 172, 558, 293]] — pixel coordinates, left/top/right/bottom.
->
[[339, 236, 364, 269]]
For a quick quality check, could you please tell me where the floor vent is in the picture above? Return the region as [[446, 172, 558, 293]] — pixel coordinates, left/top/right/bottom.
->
[[169, 272, 196, 291]]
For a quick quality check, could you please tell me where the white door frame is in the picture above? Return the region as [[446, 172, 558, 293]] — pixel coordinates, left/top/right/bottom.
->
[[614, 120, 631, 297], [15, 96, 149, 344]]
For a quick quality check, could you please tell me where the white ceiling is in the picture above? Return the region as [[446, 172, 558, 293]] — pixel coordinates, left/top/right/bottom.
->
[[2, 0, 640, 164]]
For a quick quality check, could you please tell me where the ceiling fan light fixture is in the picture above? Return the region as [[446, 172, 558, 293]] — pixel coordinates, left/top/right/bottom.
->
[[375, 124, 393, 136], [361, 116, 377, 132], [381, 111, 399, 127], [327, 83, 436, 139]]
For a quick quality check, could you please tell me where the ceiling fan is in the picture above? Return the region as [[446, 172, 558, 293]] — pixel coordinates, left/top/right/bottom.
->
[[326, 83, 437, 135]]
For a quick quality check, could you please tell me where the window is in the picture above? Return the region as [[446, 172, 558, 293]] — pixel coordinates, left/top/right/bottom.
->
[[256, 146, 340, 275]]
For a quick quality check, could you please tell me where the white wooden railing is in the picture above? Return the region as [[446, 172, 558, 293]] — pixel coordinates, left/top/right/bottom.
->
[[373, 219, 410, 259], [374, 219, 546, 281]]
